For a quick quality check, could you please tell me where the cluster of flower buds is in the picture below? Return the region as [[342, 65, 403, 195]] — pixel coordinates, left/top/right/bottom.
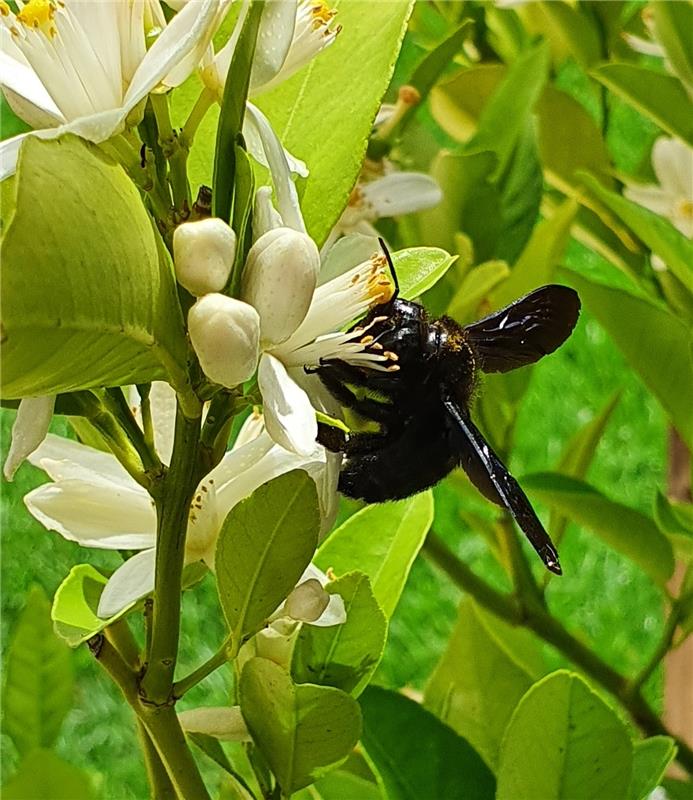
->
[[175, 217, 320, 388]]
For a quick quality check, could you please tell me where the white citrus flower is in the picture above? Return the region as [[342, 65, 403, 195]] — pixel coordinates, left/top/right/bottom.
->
[[0, 0, 227, 179], [624, 137, 693, 240], [23, 383, 336, 618]]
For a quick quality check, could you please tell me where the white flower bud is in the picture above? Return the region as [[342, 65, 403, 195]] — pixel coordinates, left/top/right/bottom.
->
[[284, 578, 330, 623], [188, 294, 260, 387], [173, 218, 236, 296], [241, 227, 320, 346]]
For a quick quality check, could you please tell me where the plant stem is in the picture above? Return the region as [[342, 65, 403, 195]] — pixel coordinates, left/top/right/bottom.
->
[[104, 387, 163, 478], [422, 531, 693, 774], [628, 604, 681, 694], [182, 88, 215, 145], [137, 719, 177, 800], [141, 400, 202, 705], [151, 93, 191, 220], [173, 635, 233, 698]]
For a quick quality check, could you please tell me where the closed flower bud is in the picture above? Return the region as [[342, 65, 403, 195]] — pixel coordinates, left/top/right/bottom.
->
[[241, 227, 320, 346], [173, 218, 236, 296], [284, 578, 330, 622], [188, 294, 260, 387]]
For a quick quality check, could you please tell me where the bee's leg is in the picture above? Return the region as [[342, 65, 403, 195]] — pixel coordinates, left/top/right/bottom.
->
[[317, 367, 392, 424], [316, 421, 347, 453]]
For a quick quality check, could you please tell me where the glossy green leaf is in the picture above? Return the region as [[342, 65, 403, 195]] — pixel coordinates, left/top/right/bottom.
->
[[591, 64, 693, 147], [239, 657, 361, 794], [256, 2, 414, 244], [425, 599, 542, 768], [448, 260, 510, 323], [51, 564, 133, 647], [629, 736, 677, 800], [316, 492, 434, 618], [564, 271, 693, 447], [522, 472, 675, 585], [581, 172, 693, 292], [292, 571, 387, 697], [3, 749, 94, 800], [360, 686, 495, 800], [497, 671, 633, 800], [557, 390, 622, 478], [216, 470, 320, 643], [466, 40, 549, 179], [651, 3, 693, 94], [3, 587, 73, 754], [394, 247, 457, 299], [491, 198, 577, 309], [0, 135, 187, 399]]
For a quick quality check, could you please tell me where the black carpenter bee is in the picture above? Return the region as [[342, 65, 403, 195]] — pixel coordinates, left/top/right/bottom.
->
[[315, 241, 580, 575]]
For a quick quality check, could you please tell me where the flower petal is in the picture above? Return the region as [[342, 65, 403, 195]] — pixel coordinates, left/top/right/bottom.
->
[[623, 184, 673, 218], [24, 480, 157, 550], [3, 396, 55, 481], [318, 232, 380, 285], [245, 103, 306, 232], [148, 381, 178, 465], [652, 137, 693, 200], [250, 0, 297, 91], [258, 353, 317, 456], [311, 592, 346, 626], [28, 434, 137, 489], [124, 0, 222, 104], [361, 172, 443, 218], [97, 548, 157, 618]]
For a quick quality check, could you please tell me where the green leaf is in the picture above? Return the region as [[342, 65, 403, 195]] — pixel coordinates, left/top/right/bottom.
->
[[448, 260, 511, 323], [491, 198, 578, 309], [292, 571, 387, 697], [360, 686, 495, 800], [256, 2, 414, 244], [0, 135, 187, 399], [3, 749, 94, 800], [497, 671, 633, 800], [651, 2, 693, 93], [536, 86, 613, 194], [661, 778, 693, 800], [216, 470, 320, 643], [524, 2, 602, 68], [466, 40, 550, 180], [316, 492, 434, 618], [557, 390, 622, 478], [418, 150, 501, 260], [653, 492, 693, 562], [629, 736, 677, 800], [212, 3, 262, 223], [239, 657, 361, 794], [425, 599, 542, 769], [393, 246, 457, 299], [51, 564, 133, 647], [581, 172, 693, 292], [591, 64, 693, 147], [564, 271, 693, 447], [521, 472, 675, 585], [3, 587, 73, 754]]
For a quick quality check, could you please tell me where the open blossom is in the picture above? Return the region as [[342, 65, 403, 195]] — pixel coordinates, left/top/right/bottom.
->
[[0, 0, 226, 179], [624, 137, 693, 240], [23, 384, 337, 618]]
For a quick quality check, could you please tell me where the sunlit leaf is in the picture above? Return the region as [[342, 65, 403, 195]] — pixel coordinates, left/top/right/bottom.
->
[[628, 736, 677, 800], [497, 671, 632, 800], [216, 470, 320, 643], [292, 571, 387, 697], [316, 492, 434, 618], [425, 599, 543, 768], [240, 657, 361, 794], [0, 136, 187, 399], [393, 247, 457, 299]]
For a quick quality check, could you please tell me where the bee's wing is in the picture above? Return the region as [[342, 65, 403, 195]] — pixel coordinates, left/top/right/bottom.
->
[[443, 397, 562, 574], [463, 285, 580, 373]]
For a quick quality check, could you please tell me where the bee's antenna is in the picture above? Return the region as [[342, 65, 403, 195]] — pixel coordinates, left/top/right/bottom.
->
[[378, 237, 399, 301]]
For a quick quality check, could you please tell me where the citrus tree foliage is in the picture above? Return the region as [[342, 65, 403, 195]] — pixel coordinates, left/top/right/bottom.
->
[[1, 1, 692, 798]]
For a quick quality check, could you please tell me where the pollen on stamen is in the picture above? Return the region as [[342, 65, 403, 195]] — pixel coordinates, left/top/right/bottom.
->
[[0, 2, 10, 17]]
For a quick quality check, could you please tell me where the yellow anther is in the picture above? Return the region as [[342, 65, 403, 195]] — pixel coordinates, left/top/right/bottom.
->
[[311, 1, 336, 27], [0, 2, 11, 17], [17, 0, 54, 30]]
